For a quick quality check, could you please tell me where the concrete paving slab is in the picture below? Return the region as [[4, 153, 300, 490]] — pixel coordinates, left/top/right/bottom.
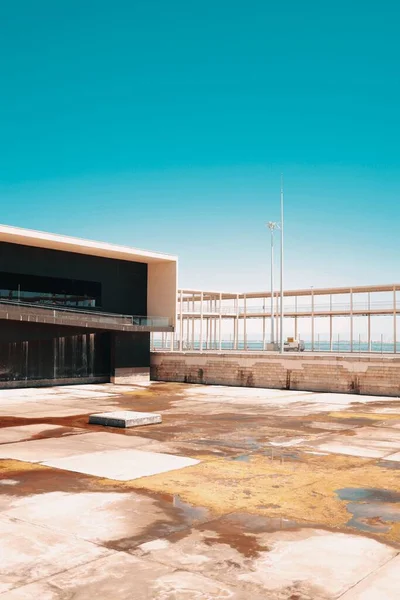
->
[[304, 426, 400, 458], [136, 523, 396, 598], [0, 515, 111, 594], [383, 451, 400, 461], [2, 490, 193, 545], [0, 553, 251, 600], [0, 424, 83, 445], [0, 436, 112, 462], [69, 430, 163, 448], [340, 554, 400, 600], [43, 448, 199, 480], [89, 410, 162, 428]]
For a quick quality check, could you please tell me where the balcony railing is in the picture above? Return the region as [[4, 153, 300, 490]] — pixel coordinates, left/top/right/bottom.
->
[[0, 299, 171, 328]]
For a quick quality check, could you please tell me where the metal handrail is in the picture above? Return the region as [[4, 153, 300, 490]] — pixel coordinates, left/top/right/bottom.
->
[[0, 299, 171, 327]]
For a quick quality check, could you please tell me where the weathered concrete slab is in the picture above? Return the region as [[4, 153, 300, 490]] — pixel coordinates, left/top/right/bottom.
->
[[304, 426, 400, 459], [340, 554, 400, 599], [0, 515, 110, 594], [0, 424, 83, 445], [89, 410, 162, 428], [0, 436, 110, 462], [43, 448, 199, 480], [1, 489, 210, 547], [0, 553, 251, 599], [135, 523, 397, 598]]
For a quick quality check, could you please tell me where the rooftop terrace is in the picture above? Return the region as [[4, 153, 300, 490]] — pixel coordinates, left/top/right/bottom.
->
[[0, 382, 400, 598]]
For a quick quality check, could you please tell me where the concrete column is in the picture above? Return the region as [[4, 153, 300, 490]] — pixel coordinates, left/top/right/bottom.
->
[[200, 291, 204, 352], [243, 294, 247, 351], [179, 290, 183, 351], [206, 317, 209, 350], [350, 289, 353, 353]]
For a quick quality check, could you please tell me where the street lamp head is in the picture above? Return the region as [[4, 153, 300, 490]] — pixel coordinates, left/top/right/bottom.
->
[[267, 221, 280, 231]]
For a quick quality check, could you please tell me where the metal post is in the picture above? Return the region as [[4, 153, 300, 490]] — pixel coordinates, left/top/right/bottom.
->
[[269, 225, 275, 343], [329, 315, 333, 352], [280, 175, 284, 354], [394, 286, 397, 354], [368, 292, 371, 352], [262, 302, 266, 350], [179, 290, 183, 351], [214, 297, 217, 350], [294, 296, 298, 339], [191, 294, 195, 350], [235, 293, 239, 350], [350, 289, 353, 353], [219, 292, 222, 351], [243, 294, 247, 350], [200, 291, 204, 352], [311, 288, 315, 351]]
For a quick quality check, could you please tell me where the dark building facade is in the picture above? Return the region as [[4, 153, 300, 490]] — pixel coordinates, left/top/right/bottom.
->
[[0, 226, 176, 388]]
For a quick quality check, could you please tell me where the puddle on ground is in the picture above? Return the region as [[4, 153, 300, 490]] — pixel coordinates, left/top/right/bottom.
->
[[199, 513, 308, 558], [227, 454, 251, 463], [336, 487, 400, 533], [377, 460, 400, 470], [172, 494, 210, 521]]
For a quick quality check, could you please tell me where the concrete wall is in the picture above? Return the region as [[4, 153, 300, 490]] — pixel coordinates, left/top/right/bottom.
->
[[151, 351, 400, 397]]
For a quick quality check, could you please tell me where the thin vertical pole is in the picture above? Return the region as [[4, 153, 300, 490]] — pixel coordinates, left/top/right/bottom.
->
[[329, 315, 333, 352], [368, 293, 371, 352], [235, 293, 239, 350], [219, 292, 222, 351], [280, 175, 284, 354], [350, 289, 353, 353], [311, 289, 315, 351], [262, 304, 266, 350], [200, 291, 204, 352], [271, 230, 275, 343], [394, 286, 397, 354], [179, 290, 183, 351], [244, 294, 247, 351], [191, 294, 195, 350]]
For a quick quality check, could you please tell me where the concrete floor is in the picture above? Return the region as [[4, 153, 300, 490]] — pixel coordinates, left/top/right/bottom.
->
[[1, 383, 400, 598]]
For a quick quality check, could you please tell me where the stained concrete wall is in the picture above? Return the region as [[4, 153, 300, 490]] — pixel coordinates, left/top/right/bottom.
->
[[151, 352, 400, 397]]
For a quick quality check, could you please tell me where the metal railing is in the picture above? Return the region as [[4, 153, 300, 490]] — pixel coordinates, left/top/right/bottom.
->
[[152, 338, 399, 354], [181, 300, 397, 315], [0, 299, 171, 328]]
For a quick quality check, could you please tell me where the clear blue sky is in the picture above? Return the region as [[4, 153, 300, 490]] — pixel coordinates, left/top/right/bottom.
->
[[1, 0, 399, 291]]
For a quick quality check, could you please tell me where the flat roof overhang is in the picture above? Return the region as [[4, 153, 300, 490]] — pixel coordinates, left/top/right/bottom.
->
[[0, 224, 178, 329], [0, 224, 177, 264]]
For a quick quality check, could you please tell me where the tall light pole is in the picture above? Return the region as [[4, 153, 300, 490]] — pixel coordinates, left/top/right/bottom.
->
[[267, 222, 279, 345], [280, 175, 284, 354]]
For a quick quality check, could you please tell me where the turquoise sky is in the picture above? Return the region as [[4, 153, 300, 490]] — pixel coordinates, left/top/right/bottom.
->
[[1, 1, 399, 291]]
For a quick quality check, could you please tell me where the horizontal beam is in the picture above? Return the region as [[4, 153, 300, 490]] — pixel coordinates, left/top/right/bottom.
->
[[179, 283, 400, 301]]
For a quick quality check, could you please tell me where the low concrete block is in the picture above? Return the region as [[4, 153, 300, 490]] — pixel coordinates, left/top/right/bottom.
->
[[89, 410, 162, 428]]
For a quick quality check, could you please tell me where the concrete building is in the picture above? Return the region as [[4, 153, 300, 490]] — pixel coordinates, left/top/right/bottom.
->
[[0, 224, 177, 388]]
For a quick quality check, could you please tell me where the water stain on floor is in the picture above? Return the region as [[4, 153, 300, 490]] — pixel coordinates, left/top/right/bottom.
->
[[336, 487, 400, 533]]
